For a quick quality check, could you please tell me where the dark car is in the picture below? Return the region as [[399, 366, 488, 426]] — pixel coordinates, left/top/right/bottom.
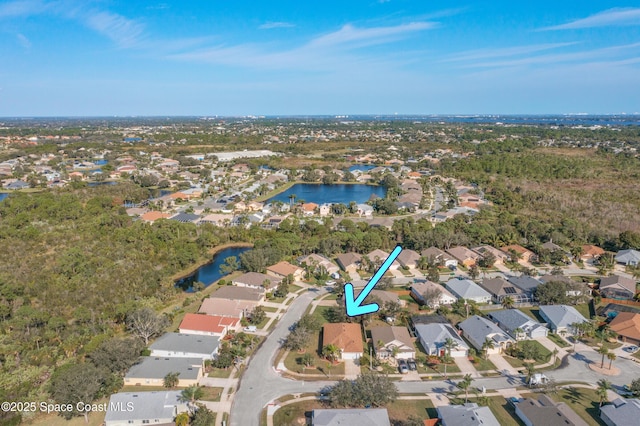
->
[[407, 359, 417, 371], [398, 359, 409, 374]]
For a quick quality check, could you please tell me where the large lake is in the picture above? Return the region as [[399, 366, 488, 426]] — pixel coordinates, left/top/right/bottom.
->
[[175, 246, 251, 292], [267, 184, 386, 205]]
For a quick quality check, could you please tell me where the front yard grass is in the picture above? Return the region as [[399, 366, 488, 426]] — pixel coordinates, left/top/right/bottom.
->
[[547, 333, 570, 348], [548, 387, 607, 426]]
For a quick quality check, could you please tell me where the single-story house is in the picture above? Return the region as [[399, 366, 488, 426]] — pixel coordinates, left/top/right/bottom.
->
[[581, 245, 605, 260], [599, 275, 637, 300], [480, 277, 530, 304], [615, 249, 640, 266], [301, 202, 319, 215], [370, 326, 415, 359], [124, 357, 203, 387], [149, 333, 220, 360], [232, 272, 281, 290], [322, 323, 364, 360], [414, 323, 469, 357], [446, 246, 479, 267], [421, 247, 457, 268], [487, 309, 548, 340], [396, 249, 421, 269], [445, 278, 492, 304], [356, 204, 374, 217], [298, 253, 340, 276], [538, 305, 588, 334], [179, 313, 239, 337], [336, 252, 362, 272], [472, 245, 509, 265], [266, 261, 304, 281], [198, 298, 257, 319], [600, 398, 640, 426], [367, 249, 401, 270], [104, 391, 188, 426], [508, 276, 543, 297], [539, 275, 589, 298], [438, 403, 500, 426], [369, 290, 405, 307], [140, 211, 172, 223], [410, 280, 457, 308], [609, 312, 640, 346], [458, 315, 514, 354], [312, 408, 390, 426], [515, 395, 588, 426], [501, 244, 536, 263], [210, 285, 265, 302]]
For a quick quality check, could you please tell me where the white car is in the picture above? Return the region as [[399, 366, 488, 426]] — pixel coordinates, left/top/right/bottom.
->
[[243, 326, 257, 332]]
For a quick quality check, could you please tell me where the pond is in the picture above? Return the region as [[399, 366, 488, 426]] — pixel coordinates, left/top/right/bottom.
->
[[266, 183, 386, 205], [175, 246, 251, 292], [94, 159, 108, 165], [348, 164, 377, 172], [87, 181, 118, 187], [0, 193, 8, 202]]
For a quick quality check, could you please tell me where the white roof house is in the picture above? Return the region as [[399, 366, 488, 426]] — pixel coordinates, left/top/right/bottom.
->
[[414, 323, 469, 357], [458, 315, 514, 354], [445, 279, 492, 304], [105, 391, 188, 426], [539, 305, 588, 333], [615, 249, 640, 266]]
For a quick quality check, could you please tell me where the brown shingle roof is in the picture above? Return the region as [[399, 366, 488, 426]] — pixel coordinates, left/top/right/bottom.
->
[[266, 261, 301, 277], [323, 323, 364, 354], [609, 312, 640, 342]]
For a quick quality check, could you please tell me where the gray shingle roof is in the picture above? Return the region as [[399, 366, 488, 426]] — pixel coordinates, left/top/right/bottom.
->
[[414, 323, 468, 354], [445, 279, 491, 300], [149, 333, 219, 356], [600, 398, 640, 426], [615, 249, 640, 264], [487, 309, 541, 334], [539, 305, 588, 330], [458, 315, 513, 349], [125, 357, 202, 380], [312, 408, 391, 426], [438, 403, 500, 426], [210, 286, 265, 301], [508, 276, 542, 293], [104, 391, 184, 423]]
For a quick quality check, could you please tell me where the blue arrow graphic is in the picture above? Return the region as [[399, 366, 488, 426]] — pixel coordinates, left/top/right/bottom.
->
[[344, 245, 403, 317]]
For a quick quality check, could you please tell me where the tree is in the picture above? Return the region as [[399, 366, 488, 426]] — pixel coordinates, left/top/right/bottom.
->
[[283, 327, 310, 351], [274, 279, 290, 298], [501, 296, 515, 309], [596, 379, 611, 407], [468, 265, 480, 280], [88, 337, 143, 375], [180, 385, 205, 413], [534, 281, 569, 305], [597, 346, 609, 369], [249, 306, 266, 325], [421, 287, 442, 309], [297, 314, 323, 332], [126, 307, 169, 345], [607, 352, 616, 370], [164, 372, 180, 388], [482, 338, 495, 359], [191, 405, 217, 426], [49, 363, 104, 421], [443, 338, 458, 377], [629, 378, 640, 396], [175, 412, 190, 426], [219, 256, 239, 274], [523, 362, 536, 387], [300, 353, 314, 368], [328, 373, 398, 407], [323, 344, 341, 363], [457, 374, 474, 403], [427, 265, 440, 282]]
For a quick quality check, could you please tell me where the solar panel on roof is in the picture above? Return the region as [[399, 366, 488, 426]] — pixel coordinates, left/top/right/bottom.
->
[[504, 287, 517, 294]]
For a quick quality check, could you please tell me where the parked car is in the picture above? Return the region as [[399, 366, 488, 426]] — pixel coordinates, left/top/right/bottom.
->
[[623, 345, 639, 353], [407, 359, 417, 371], [398, 359, 409, 374], [243, 326, 257, 332]]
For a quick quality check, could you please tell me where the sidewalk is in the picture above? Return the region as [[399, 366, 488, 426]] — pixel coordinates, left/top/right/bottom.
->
[[453, 356, 482, 378], [489, 354, 519, 375]]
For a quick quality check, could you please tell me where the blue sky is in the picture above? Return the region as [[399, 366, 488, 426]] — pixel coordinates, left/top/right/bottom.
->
[[1, 0, 640, 116]]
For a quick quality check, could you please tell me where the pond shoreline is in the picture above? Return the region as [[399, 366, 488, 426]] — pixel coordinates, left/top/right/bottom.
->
[[171, 241, 254, 283]]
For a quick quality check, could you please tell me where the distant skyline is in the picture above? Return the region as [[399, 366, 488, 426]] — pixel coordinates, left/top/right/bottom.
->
[[1, 1, 640, 116]]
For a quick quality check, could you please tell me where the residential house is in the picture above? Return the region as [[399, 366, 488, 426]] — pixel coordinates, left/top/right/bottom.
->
[[508, 276, 543, 298], [581, 245, 605, 260], [149, 333, 220, 360], [370, 326, 415, 359], [458, 315, 514, 354], [322, 323, 364, 360], [541, 240, 564, 253], [312, 408, 391, 426], [480, 277, 530, 304], [266, 261, 304, 281], [301, 202, 319, 215], [319, 203, 331, 217], [421, 247, 457, 268], [539, 275, 589, 298], [199, 214, 233, 226], [501, 245, 536, 263], [140, 211, 172, 223], [609, 312, 640, 345], [297, 253, 340, 276], [198, 298, 257, 319], [396, 249, 421, 269], [409, 280, 457, 308], [472, 245, 508, 265], [336, 252, 362, 272], [615, 249, 640, 266], [599, 275, 637, 300], [356, 203, 374, 217], [179, 313, 240, 337], [369, 290, 405, 307], [104, 391, 188, 426], [210, 286, 265, 302], [367, 249, 401, 270], [232, 272, 281, 290], [539, 305, 588, 333], [515, 395, 588, 426], [445, 279, 492, 304], [446, 246, 480, 267], [169, 213, 201, 224], [124, 357, 203, 387], [414, 323, 469, 357], [600, 398, 640, 426], [438, 403, 500, 426], [487, 309, 549, 340]]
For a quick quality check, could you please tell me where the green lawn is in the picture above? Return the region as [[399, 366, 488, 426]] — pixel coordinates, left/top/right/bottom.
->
[[261, 306, 280, 313], [548, 387, 607, 426], [283, 330, 347, 377], [505, 340, 552, 366], [201, 386, 224, 402], [518, 307, 545, 323], [471, 357, 497, 371], [574, 303, 593, 320], [547, 333, 570, 348], [208, 367, 234, 378]]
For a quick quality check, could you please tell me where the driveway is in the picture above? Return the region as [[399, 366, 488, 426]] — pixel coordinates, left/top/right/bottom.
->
[[489, 354, 519, 375], [344, 359, 360, 379], [453, 356, 481, 378]]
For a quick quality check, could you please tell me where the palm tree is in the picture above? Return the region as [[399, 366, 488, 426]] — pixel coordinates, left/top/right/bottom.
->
[[597, 346, 609, 369], [501, 296, 515, 309], [482, 338, 495, 359], [443, 338, 459, 377], [179, 385, 204, 413], [552, 348, 559, 364], [457, 373, 474, 403], [322, 344, 341, 363], [524, 362, 536, 387], [607, 352, 617, 370], [163, 372, 180, 389], [596, 379, 611, 407]]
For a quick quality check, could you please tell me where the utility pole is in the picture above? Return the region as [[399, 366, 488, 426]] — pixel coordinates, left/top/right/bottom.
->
[[370, 346, 373, 371]]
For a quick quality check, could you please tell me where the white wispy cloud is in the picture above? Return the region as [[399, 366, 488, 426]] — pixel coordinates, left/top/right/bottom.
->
[[84, 10, 145, 48], [169, 21, 435, 70], [258, 21, 295, 30], [0, 0, 49, 18], [443, 42, 577, 63], [542, 7, 640, 30], [16, 33, 32, 48]]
